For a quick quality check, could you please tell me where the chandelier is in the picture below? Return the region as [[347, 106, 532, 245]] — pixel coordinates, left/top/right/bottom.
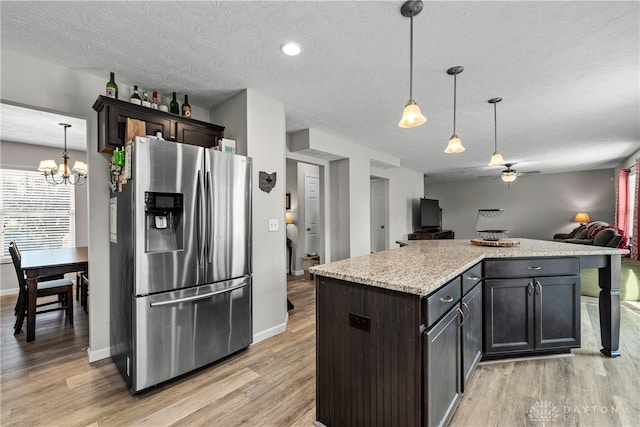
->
[[38, 123, 87, 185]]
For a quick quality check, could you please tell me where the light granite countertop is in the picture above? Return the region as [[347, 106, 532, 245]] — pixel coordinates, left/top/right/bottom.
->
[[310, 238, 627, 296]]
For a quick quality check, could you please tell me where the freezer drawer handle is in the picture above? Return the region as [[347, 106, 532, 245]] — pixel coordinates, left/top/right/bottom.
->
[[149, 283, 247, 307]]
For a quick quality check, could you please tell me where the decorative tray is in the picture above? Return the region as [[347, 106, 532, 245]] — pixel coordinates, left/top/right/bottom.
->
[[470, 238, 520, 247]]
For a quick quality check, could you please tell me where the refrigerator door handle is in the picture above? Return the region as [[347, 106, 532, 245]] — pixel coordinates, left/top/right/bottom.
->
[[149, 282, 248, 307], [206, 170, 214, 264], [196, 170, 205, 266]]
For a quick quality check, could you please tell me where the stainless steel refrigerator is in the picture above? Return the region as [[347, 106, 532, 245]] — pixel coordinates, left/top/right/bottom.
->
[[110, 136, 252, 393]]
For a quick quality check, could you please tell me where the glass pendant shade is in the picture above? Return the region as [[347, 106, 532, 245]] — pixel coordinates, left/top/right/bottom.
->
[[399, 100, 427, 128], [501, 169, 517, 183], [488, 151, 505, 167], [444, 134, 465, 153]]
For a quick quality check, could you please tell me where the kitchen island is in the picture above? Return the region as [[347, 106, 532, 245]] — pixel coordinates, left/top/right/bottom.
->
[[311, 239, 626, 427]]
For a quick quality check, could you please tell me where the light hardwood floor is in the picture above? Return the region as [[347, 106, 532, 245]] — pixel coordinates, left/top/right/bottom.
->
[[1, 276, 638, 426]]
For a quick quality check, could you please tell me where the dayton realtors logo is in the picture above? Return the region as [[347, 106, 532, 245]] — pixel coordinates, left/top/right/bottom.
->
[[528, 400, 560, 422], [528, 400, 624, 423]]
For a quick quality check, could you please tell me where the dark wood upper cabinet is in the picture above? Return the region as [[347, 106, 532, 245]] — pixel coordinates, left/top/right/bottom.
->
[[93, 95, 224, 153]]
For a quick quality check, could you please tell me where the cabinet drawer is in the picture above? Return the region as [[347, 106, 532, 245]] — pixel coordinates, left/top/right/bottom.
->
[[462, 262, 482, 295], [424, 277, 461, 328], [484, 258, 579, 278]]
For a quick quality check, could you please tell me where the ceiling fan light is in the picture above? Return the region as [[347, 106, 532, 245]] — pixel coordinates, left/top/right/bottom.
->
[[488, 151, 505, 167], [501, 169, 517, 183], [444, 134, 465, 153], [399, 100, 427, 128]]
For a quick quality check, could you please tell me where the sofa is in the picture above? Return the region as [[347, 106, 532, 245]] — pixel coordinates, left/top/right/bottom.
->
[[553, 221, 628, 249]]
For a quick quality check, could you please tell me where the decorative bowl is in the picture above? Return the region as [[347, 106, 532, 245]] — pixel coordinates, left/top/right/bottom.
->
[[477, 230, 508, 241]]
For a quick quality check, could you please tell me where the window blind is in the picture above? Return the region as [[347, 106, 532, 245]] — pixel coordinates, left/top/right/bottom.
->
[[1, 168, 76, 259]]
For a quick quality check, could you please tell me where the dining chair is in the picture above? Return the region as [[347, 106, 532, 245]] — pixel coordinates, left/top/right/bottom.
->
[[9, 242, 74, 336]]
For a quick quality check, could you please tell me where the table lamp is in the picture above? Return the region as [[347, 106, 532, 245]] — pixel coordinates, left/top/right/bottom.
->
[[573, 212, 591, 224]]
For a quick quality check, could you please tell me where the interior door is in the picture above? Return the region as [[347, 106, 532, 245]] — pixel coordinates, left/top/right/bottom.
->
[[304, 175, 320, 256], [370, 179, 386, 253]]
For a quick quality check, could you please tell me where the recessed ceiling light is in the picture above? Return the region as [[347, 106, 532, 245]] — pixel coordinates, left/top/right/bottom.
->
[[280, 42, 302, 56]]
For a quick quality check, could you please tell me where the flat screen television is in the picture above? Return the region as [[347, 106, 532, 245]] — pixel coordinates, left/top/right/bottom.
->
[[420, 198, 440, 230]]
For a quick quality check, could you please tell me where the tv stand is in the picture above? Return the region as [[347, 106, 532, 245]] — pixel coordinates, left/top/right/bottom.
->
[[408, 229, 454, 240]]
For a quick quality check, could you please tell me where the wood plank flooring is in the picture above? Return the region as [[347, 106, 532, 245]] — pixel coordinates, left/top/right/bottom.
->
[[1, 277, 638, 426]]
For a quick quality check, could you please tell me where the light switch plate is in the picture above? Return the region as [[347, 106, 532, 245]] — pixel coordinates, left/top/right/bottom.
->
[[268, 218, 279, 231]]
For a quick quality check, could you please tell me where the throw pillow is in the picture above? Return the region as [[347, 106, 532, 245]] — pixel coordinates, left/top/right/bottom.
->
[[593, 228, 618, 246], [574, 228, 589, 239]]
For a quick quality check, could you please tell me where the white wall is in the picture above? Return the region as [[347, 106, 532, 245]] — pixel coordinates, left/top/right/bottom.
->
[[371, 165, 424, 245], [425, 169, 616, 240], [210, 89, 287, 343], [1, 141, 88, 294], [330, 159, 351, 261]]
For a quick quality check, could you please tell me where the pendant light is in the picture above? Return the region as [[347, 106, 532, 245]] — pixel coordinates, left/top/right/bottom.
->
[[444, 66, 465, 153], [488, 97, 506, 167], [38, 123, 87, 185], [398, 1, 426, 128]]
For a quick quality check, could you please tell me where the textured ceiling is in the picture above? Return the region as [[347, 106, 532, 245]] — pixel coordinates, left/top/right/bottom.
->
[[1, 1, 638, 182]]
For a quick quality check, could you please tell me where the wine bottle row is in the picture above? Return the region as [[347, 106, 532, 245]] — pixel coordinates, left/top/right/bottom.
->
[[106, 72, 191, 118]]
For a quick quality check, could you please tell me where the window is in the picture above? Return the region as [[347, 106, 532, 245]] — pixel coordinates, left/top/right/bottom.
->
[[1, 167, 76, 259]]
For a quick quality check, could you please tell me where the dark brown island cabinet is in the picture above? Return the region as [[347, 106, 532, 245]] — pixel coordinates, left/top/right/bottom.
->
[[92, 95, 224, 153], [483, 258, 580, 358], [315, 240, 624, 427], [316, 263, 483, 427]]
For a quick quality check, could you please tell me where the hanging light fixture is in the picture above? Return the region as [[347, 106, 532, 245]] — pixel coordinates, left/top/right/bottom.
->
[[398, 1, 426, 128], [444, 66, 465, 153], [38, 123, 87, 185], [488, 97, 506, 167], [501, 163, 517, 188]]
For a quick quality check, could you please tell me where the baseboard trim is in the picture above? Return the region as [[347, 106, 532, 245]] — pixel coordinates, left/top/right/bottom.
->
[[252, 315, 288, 344], [1, 287, 19, 297], [87, 346, 111, 363]]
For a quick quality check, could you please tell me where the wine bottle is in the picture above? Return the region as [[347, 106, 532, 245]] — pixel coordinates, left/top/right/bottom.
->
[[159, 94, 169, 112], [169, 92, 179, 114], [142, 91, 151, 108], [130, 85, 142, 105], [150, 91, 159, 110], [181, 94, 191, 118], [106, 72, 118, 99]]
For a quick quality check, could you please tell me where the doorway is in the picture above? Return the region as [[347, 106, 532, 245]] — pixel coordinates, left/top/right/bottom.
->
[[370, 178, 388, 253]]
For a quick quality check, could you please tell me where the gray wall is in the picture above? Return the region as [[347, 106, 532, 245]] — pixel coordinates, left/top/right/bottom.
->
[[425, 169, 616, 240], [1, 141, 88, 294]]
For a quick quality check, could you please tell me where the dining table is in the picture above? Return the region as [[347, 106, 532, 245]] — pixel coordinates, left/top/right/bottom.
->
[[20, 246, 88, 342]]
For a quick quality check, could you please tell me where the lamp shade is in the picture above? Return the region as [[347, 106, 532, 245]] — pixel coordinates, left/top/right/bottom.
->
[[398, 100, 427, 128], [444, 135, 465, 153], [285, 211, 294, 224], [488, 151, 505, 167], [573, 212, 591, 223]]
